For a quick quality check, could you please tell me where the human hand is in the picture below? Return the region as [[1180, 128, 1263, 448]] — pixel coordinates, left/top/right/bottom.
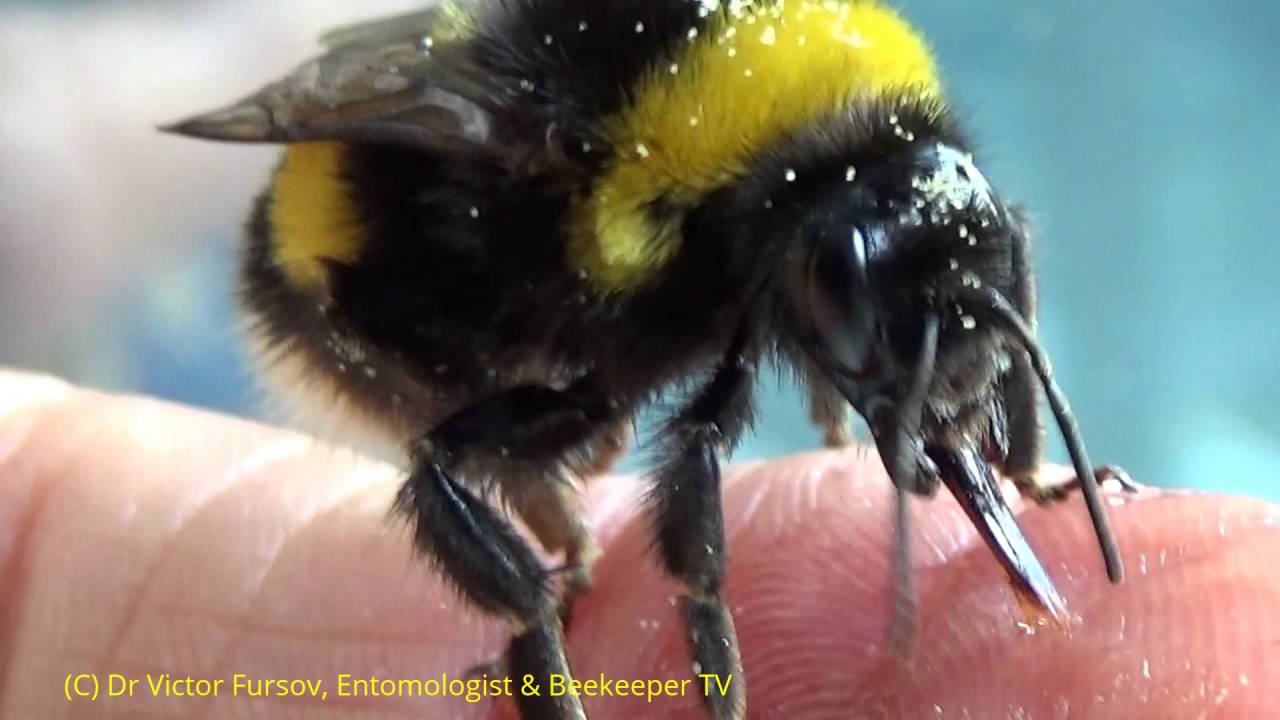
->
[[2, 369, 1276, 719]]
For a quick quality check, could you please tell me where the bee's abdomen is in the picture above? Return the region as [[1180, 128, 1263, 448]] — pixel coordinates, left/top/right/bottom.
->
[[238, 190, 463, 458], [265, 142, 366, 293]]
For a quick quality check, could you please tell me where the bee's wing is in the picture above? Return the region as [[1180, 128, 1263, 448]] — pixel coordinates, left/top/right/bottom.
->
[[318, 6, 448, 49], [161, 6, 506, 158]]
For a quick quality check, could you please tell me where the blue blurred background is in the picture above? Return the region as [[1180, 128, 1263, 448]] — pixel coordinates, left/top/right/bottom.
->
[[1, 0, 1276, 498]]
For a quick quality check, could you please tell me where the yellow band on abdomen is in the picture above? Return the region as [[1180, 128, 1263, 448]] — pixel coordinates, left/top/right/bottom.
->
[[269, 142, 365, 291], [573, 0, 943, 292]]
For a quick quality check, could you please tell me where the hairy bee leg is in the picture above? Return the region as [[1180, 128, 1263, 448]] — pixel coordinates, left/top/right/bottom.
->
[[658, 437, 746, 720], [459, 479, 598, 683], [426, 381, 614, 589], [804, 361, 854, 447], [504, 477, 600, 628], [529, 419, 630, 629], [398, 461, 584, 720], [650, 350, 754, 720], [994, 209, 1142, 527], [583, 419, 634, 476], [445, 381, 620, 629], [998, 352, 1043, 481], [999, 203, 1044, 478], [405, 381, 622, 720]]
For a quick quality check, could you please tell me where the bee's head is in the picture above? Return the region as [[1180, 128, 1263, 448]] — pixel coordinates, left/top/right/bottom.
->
[[778, 141, 1036, 494], [765, 129, 1122, 590]]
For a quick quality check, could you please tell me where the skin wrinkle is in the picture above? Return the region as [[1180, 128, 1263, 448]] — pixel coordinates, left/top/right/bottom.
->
[[98, 434, 316, 679], [801, 458, 830, 513], [0, 405, 46, 606], [146, 607, 470, 651], [206, 462, 498, 720], [734, 449, 875, 541], [0, 395, 111, 718], [0, 388, 387, 720], [581, 476, 642, 550], [733, 478, 769, 528], [725, 446, 975, 577], [730, 464, 905, 707], [232, 451, 388, 613], [242, 477, 401, 630], [192, 457, 386, 720], [141, 445, 414, 716], [92, 707, 180, 720]]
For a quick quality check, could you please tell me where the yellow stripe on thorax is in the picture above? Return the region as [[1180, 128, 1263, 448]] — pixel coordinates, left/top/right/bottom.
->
[[574, 0, 942, 291], [269, 142, 365, 290]]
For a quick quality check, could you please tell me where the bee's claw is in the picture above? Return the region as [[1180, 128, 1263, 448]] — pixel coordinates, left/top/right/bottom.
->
[[1016, 464, 1146, 506]]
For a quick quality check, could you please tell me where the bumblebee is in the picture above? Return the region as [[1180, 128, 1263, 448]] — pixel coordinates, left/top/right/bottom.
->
[[164, 1, 1135, 718]]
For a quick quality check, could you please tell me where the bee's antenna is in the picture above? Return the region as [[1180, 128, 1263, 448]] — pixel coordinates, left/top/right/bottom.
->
[[886, 312, 940, 657], [966, 287, 1124, 584], [889, 314, 940, 482], [888, 485, 915, 657]]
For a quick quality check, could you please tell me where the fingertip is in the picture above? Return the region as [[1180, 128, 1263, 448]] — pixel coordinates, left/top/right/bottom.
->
[[0, 371, 67, 446], [0, 369, 76, 429]]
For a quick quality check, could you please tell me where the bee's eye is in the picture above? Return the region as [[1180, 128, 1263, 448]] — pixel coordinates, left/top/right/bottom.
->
[[805, 225, 879, 375]]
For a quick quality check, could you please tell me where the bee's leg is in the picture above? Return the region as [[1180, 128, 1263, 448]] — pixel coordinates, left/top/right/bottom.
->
[[998, 353, 1144, 505], [536, 419, 633, 628], [399, 460, 583, 720], [998, 353, 1046, 494], [403, 382, 618, 720], [1019, 464, 1146, 504], [582, 418, 634, 476], [999, 204, 1045, 490], [464, 471, 600, 684], [803, 360, 854, 448], [503, 473, 599, 628], [999, 204, 1071, 503], [996, 355, 1144, 503], [505, 417, 634, 630], [650, 343, 754, 720], [501, 400, 631, 628]]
